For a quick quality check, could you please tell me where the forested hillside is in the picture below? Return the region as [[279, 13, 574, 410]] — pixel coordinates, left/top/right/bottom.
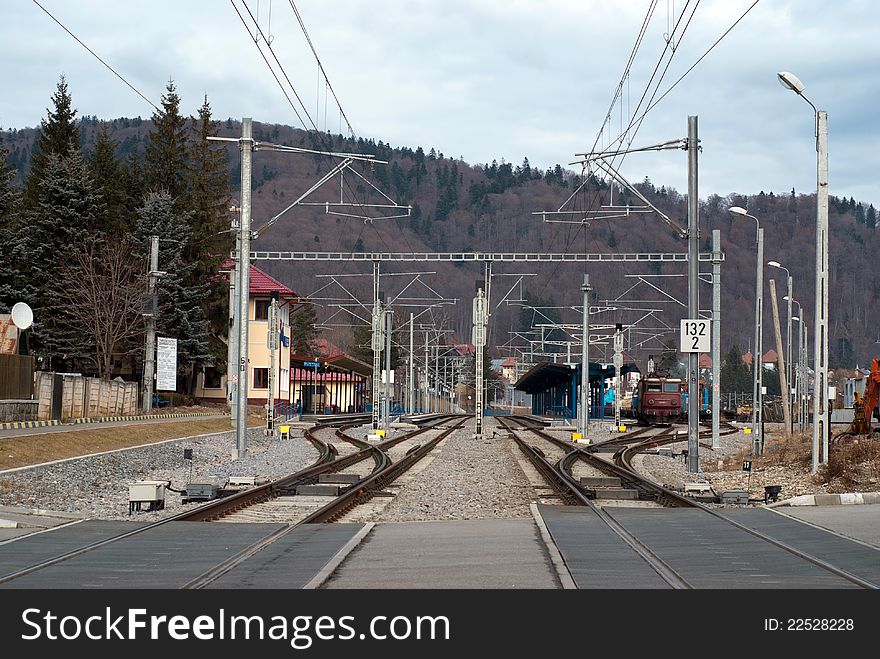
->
[[2, 77, 878, 381]]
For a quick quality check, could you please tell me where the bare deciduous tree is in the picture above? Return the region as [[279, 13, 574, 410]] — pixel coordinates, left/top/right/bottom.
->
[[56, 237, 144, 379]]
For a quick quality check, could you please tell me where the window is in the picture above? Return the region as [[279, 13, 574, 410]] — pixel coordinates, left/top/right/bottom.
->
[[204, 367, 222, 389], [253, 368, 269, 389], [663, 383, 680, 393], [646, 383, 662, 392], [254, 299, 270, 321]]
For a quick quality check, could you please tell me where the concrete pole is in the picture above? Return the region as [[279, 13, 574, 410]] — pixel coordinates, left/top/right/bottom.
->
[[711, 229, 722, 448], [801, 321, 809, 433], [752, 227, 764, 454], [142, 235, 159, 413], [409, 312, 414, 414], [579, 274, 591, 438], [371, 262, 382, 431], [424, 331, 429, 413], [384, 308, 392, 429], [814, 110, 829, 470], [786, 276, 793, 432], [434, 343, 439, 414], [769, 279, 792, 435], [613, 324, 622, 430], [235, 118, 253, 459], [686, 116, 700, 473], [229, 213, 240, 427], [266, 295, 278, 435]]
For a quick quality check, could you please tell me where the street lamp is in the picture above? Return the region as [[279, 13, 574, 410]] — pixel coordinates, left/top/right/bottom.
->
[[769, 261, 794, 429], [778, 70, 829, 474], [729, 206, 764, 454]]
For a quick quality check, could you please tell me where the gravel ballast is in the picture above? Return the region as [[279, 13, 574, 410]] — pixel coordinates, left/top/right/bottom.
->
[[0, 427, 319, 521], [366, 417, 535, 522]]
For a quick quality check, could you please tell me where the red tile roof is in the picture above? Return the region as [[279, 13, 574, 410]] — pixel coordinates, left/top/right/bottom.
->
[[220, 260, 299, 299]]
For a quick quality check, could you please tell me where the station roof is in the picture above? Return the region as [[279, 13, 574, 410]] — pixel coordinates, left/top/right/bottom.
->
[[291, 353, 373, 378], [514, 361, 641, 394]]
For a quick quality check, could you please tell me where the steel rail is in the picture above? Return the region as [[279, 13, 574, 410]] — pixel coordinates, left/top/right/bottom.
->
[[0, 415, 448, 584], [505, 416, 878, 589], [183, 416, 466, 588], [498, 417, 692, 589]]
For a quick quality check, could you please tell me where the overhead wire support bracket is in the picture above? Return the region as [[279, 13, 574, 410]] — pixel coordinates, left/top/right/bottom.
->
[[592, 159, 688, 239]]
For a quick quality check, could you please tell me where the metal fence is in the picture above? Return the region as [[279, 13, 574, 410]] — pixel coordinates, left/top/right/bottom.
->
[[0, 354, 34, 399]]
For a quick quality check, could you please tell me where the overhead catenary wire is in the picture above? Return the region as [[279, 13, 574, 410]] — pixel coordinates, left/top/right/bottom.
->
[[30, 0, 160, 113]]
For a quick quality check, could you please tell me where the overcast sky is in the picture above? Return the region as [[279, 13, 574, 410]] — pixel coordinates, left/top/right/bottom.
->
[[2, 0, 878, 207]]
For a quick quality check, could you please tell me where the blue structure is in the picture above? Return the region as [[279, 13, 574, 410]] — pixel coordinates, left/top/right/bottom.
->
[[513, 361, 640, 421]]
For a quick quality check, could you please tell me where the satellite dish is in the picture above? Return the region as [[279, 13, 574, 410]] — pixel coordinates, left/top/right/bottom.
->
[[11, 302, 33, 330]]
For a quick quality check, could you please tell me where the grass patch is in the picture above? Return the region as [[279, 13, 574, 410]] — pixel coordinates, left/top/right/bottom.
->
[[0, 415, 263, 471]]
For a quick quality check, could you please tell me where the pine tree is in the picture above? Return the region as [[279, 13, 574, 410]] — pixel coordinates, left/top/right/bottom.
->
[[291, 303, 319, 354], [866, 204, 877, 230], [144, 80, 188, 201], [721, 344, 751, 393], [855, 202, 866, 225], [183, 96, 233, 363], [0, 132, 23, 312], [23, 76, 79, 211], [132, 192, 211, 391], [18, 151, 106, 364], [88, 123, 132, 236]]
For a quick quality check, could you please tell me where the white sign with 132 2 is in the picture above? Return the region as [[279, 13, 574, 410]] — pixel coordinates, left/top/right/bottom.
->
[[680, 319, 710, 353]]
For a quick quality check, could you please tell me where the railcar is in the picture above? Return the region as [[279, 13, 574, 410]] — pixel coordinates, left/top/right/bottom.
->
[[631, 375, 684, 423]]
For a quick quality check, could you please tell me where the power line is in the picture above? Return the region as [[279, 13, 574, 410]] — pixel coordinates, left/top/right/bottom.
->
[[31, 0, 160, 113], [288, 0, 354, 137]]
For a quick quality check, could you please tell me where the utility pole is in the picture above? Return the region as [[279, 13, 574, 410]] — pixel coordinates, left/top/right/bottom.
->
[[756, 228, 764, 455], [473, 282, 488, 437], [578, 274, 591, 439], [711, 229, 722, 448], [234, 118, 254, 459], [142, 235, 160, 413], [384, 307, 392, 430], [815, 109, 829, 469], [769, 280, 792, 436], [424, 331, 429, 413], [613, 323, 623, 430], [409, 312, 414, 414], [371, 262, 383, 431], [687, 115, 700, 473], [266, 292, 279, 435], [228, 209, 240, 428]]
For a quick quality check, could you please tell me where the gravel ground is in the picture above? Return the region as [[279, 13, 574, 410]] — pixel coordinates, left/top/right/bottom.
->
[[366, 417, 534, 521], [635, 422, 840, 501], [0, 427, 319, 521]]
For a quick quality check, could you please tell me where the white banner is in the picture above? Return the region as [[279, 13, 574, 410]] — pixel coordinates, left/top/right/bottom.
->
[[156, 337, 178, 391]]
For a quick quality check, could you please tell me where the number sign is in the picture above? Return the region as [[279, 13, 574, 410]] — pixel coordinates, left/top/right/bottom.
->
[[680, 319, 710, 353], [742, 460, 752, 472]]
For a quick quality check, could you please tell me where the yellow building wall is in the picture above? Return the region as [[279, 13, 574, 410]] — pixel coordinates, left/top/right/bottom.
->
[[194, 296, 291, 404]]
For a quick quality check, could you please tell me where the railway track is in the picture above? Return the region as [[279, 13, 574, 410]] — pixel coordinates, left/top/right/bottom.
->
[[500, 416, 878, 589], [0, 414, 464, 588]]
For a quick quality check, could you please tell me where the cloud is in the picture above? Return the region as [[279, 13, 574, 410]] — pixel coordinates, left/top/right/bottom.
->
[[1, 0, 877, 206]]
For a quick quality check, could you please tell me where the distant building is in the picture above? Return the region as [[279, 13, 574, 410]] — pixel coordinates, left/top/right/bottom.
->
[[194, 263, 300, 406]]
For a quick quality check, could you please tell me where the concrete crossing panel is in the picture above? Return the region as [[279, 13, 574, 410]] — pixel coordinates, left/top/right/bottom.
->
[[720, 508, 880, 586], [537, 505, 669, 589], [207, 523, 367, 589], [605, 508, 858, 589], [323, 518, 558, 589], [0, 521, 284, 588]]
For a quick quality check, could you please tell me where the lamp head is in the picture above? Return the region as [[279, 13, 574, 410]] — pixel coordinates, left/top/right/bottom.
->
[[729, 206, 748, 216], [791, 316, 800, 322], [778, 71, 805, 94], [768, 261, 782, 268]]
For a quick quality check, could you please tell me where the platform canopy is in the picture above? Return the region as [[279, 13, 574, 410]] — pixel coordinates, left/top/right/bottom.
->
[[514, 361, 641, 394]]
